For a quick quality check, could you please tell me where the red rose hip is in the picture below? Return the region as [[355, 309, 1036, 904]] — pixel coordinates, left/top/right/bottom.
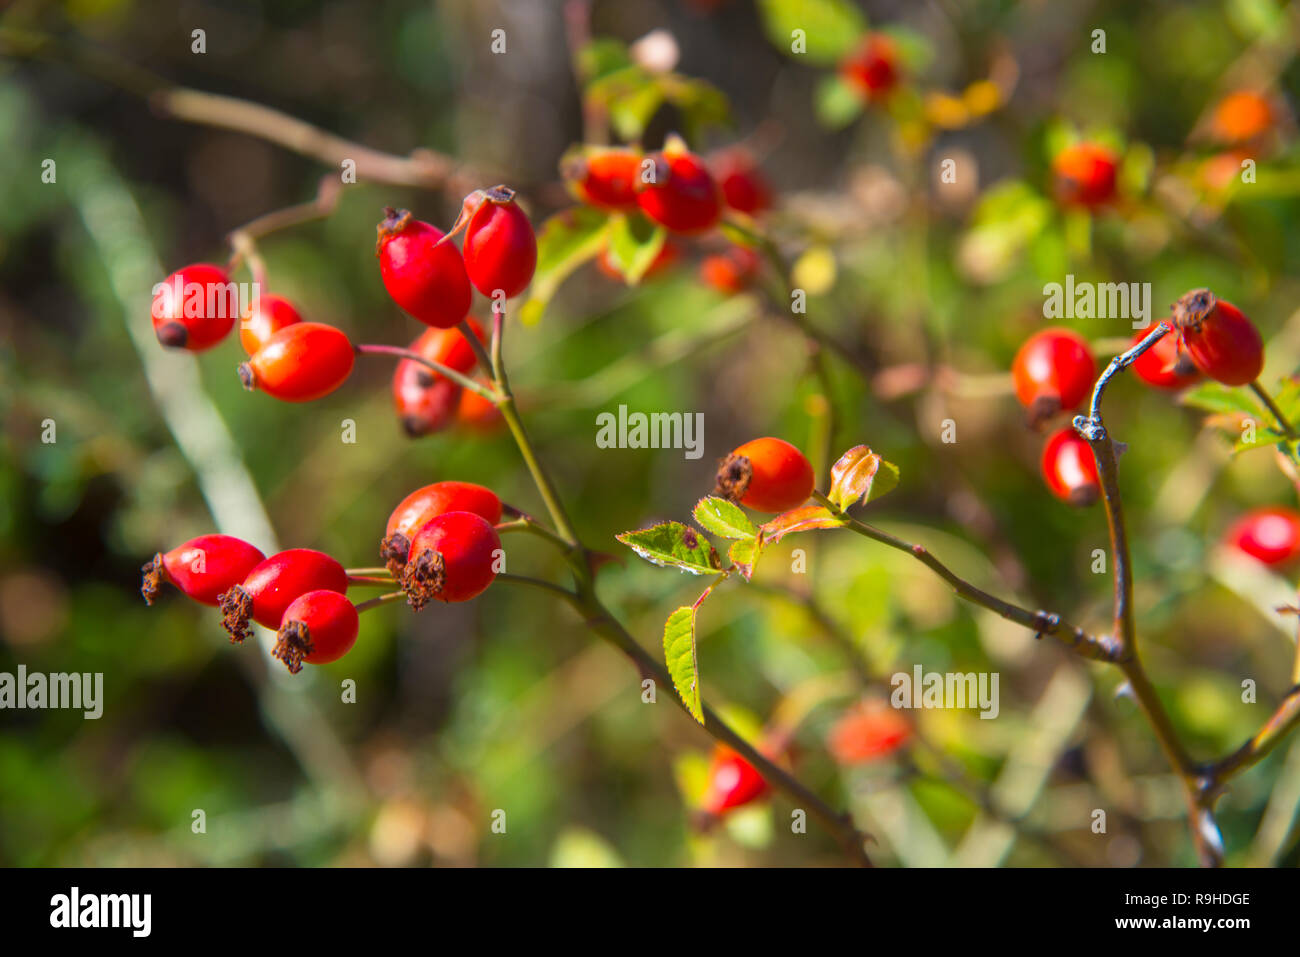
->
[[827, 703, 910, 765], [1052, 142, 1119, 209], [381, 480, 503, 573], [401, 511, 502, 608], [238, 322, 355, 402], [562, 147, 643, 210], [462, 186, 538, 299], [1225, 507, 1300, 566], [840, 33, 901, 101], [701, 744, 769, 815], [151, 263, 237, 352], [1172, 289, 1264, 387], [636, 135, 722, 235], [376, 207, 473, 329], [141, 534, 265, 606], [239, 293, 303, 356], [1011, 327, 1097, 425], [272, 590, 359, 674], [219, 548, 349, 643], [1130, 326, 1201, 391], [1041, 427, 1100, 505], [715, 437, 815, 513]]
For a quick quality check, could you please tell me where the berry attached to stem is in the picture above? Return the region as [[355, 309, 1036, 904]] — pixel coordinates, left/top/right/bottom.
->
[[376, 207, 472, 329], [141, 534, 265, 607], [1041, 427, 1100, 505], [714, 437, 815, 513], [1011, 327, 1097, 426], [459, 186, 538, 299], [238, 322, 355, 402], [1171, 288, 1264, 387], [381, 481, 503, 576], [400, 511, 501, 608], [218, 548, 348, 643], [151, 263, 238, 351], [239, 293, 303, 356], [636, 135, 722, 234], [272, 590, 359, 674]]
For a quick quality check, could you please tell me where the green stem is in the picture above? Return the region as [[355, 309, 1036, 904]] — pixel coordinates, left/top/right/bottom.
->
[[355, 343, 500, 401], [1249, 380, 1298, 440], [354, 591, 405, 613]]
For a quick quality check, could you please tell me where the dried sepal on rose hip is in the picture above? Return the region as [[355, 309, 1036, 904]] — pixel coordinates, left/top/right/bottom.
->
[[272, 589, 359, 674], [376, 207, 473, 329], [381, 482, 503, 577], [238, 322, 355, 402], [141, 534, 265, 607], [1011, 327, 1097, 427], [635, 134, 722, 235], [714, 437, 815, 514], [218, 548, 348, 643], [1041, 427, 1100, 506], [1171, 288, 1264, 387], [151, 263, 237, 352], [400, 511, 501, 609]]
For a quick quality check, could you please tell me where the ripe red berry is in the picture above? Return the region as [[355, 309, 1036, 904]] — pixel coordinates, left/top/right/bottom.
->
[[1011, 328, 1097, 425], [636, 135, 722, 235], [1052, 142, 1119, 208], [141, 534, 265, 607], [710, 149, 773, 215], [699, 245, 762, 294], [700, 744, 768, 815], [562, 147, 642, 211], [272, 590, 359, 674], [219, 548, 349, 643], [1130, 326, 1201, 391], [392, 319, 485, 437], [401, 511, 502, 608], [240, 293, 303, 356], [1041, 427, 1100, 505], [376, 207, 473, 329], [456, 379, 505, 433], [238, 322, 355, 402], [1209, 90, 1273, 145], [151, 263, 237, 351], [1172, 289, 1264, 387], [381, 481, 503, 573], [462, 186, 538, 299], [827, 704, 910, 765], [595, 238, 681, 283], [1225, 507, 1300, 566], [715, 437, 815, 514], [840, 33, 901, 101]]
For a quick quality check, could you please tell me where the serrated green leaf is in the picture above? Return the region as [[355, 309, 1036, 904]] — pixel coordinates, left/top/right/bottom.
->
[[518, 206, 611, 324], [664, 606, 703, 723], [693, 496, 758, 540], [756, 0, 867, 65], [616, 522, 723, 575], [605, 214, 667, 286], [728, 537, 763, 581], [1180, 381, 1265, 418]]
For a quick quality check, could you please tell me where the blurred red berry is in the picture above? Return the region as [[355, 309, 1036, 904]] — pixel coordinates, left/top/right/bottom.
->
[[1052, 142, 1119, 208], [563, 148, 643, 211], [699, 245, 762, 294], [828, 704, 911, 765], [636, 136, 722, 234], [701, 744, 769, 815], [1130, 326, 1201, 391], [710, 149, 773, 215], [1209, 90, 1273, 145], [1225, 507, 1300, 566], [151, 263, 237, 351], [1041, 427, 1100, 506], [840, 34, 901, 101], [1011, 328, 1097, 425]]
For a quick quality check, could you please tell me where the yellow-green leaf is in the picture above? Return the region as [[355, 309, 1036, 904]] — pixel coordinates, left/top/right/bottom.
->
[[664, 605, 703, 723]]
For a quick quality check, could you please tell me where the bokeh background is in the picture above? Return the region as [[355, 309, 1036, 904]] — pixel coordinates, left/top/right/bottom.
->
[[2, 0, 1300, 867]]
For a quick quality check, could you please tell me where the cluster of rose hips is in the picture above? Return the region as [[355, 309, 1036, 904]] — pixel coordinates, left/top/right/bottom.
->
[[562, 134, 770, 293], [1012, 288, 1264, 505], [150, 185, 538, 437], [141, 481, 504, 673]]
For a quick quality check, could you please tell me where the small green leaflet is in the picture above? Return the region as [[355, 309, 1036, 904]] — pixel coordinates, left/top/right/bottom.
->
[[693, 496, 758, 540], [728, 537, 762, 581], [518, 207, 611, 325], [604, 214, 668, 286], [663, 605, 703, 723], [755, 0, 867, 65], [1180, 381, 1266, 419], [616, 522, 723, 575]]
